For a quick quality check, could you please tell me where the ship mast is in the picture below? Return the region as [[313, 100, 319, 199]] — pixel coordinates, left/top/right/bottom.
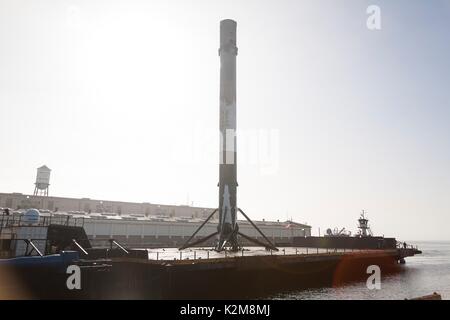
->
[[358, 210, 372, 237]]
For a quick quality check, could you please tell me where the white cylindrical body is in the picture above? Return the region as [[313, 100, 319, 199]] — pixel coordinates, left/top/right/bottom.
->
[[218, 19, 238, 250]]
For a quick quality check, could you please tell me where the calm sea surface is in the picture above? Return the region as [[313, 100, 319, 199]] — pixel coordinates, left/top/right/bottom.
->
[[271, 241, 450, 300]]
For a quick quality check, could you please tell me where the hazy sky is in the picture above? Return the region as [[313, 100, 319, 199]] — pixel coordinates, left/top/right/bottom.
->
[[1, 0, 449, 240]]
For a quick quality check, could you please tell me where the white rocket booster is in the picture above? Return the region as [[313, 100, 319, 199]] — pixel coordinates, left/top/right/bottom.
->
[[217, 19, 238, 250]]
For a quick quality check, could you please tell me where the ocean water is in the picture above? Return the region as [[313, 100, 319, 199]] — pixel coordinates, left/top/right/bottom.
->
[[271, 241, 450, 300]]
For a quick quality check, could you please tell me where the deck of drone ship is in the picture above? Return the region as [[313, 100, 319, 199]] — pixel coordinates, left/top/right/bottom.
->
[[145, 246, 363, 260]]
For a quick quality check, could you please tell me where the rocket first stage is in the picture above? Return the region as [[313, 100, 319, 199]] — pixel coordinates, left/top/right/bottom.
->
[[179, 20, 277, 253], [217, 19, 239, 251]]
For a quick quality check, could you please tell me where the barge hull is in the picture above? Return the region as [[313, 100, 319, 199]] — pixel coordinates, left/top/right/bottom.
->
[[0, 249, 419, 299], [89, 249, 413, 299]]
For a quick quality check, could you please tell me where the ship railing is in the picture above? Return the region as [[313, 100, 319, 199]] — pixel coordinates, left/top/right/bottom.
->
[[0, 238, 50, 258], [0, 213, 85, 229], [1, 237, 92, 258], [396, 241, 418, 250], [146, 247, 375, 261]]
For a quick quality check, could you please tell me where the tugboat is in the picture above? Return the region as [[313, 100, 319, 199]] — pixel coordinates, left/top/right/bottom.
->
[[294, 210, 417, 251], [324, 210, 373, 238]]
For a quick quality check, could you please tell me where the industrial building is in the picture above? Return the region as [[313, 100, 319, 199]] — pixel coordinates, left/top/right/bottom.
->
[[0, 192, 311, 247], [0, 192, 214, 218]]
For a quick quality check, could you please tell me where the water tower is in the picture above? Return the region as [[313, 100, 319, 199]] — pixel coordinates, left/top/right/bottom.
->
[[33, 165, 51, 196]]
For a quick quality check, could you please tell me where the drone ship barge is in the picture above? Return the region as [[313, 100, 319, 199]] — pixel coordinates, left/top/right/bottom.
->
[[75, 211, 420, 299], [0, 19, 421, 299], [0, 211, 420, 299]]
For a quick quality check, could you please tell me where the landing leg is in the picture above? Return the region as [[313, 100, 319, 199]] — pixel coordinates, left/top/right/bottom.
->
[[238, 232, 276, 251], [179, 209, 217, 250], [238, 208, 278, 251]]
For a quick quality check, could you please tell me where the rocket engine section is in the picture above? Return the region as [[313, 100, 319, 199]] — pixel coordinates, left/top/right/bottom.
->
[[217, 19, 239, 251]]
